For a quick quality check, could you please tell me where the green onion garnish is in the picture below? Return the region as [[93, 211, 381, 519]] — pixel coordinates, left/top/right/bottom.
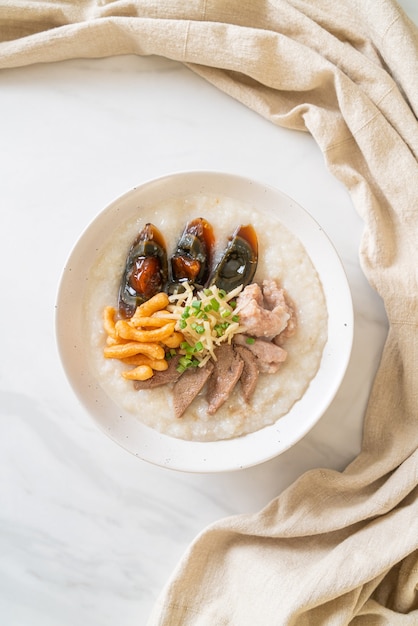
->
[[210, 298, 220, 311]]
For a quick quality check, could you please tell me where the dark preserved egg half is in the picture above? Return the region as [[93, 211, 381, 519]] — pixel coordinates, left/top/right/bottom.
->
[[118, 223, 168, 317], [170, 217, 214, 290], [210, 224, 258, 292]]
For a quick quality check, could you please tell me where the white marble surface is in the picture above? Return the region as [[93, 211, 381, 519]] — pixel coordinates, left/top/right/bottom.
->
[[1, 3, 416, 624]]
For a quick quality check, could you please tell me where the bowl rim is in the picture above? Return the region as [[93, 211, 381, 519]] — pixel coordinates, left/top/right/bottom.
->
[[55, 170, 353, 473]]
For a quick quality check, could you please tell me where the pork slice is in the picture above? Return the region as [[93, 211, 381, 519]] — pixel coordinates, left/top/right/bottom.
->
[[133, 355, 183, 390], [235, 345, 259, 402], [262, 279, 297, 342], [234, 280, 293, 340], [234, 334, 287, 374], [172, 361, 214, 418], [206, 344, 244, 415]]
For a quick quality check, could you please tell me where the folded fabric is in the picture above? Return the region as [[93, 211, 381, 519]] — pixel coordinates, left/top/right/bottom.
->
[[1, 1, 417, 623]]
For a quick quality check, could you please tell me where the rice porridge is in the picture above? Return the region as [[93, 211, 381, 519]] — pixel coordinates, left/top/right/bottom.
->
[[83, 192, 328, 442]]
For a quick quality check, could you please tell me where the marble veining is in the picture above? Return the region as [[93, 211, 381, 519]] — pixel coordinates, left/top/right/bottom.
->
[[1, 3, 416, 622]]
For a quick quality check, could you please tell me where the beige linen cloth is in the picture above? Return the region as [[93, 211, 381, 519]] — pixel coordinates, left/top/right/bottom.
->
[[2, 0, 418, 623]]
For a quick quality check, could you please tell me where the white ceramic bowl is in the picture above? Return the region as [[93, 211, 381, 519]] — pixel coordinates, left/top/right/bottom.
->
[[55, 171, 353, 473]]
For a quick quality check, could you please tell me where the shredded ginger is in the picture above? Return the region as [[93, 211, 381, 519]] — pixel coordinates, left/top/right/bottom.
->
[[167, 282, 243, 369]]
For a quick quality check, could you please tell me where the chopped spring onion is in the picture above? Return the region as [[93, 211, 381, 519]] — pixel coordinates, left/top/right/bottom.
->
[[168, 281, 243, 363]]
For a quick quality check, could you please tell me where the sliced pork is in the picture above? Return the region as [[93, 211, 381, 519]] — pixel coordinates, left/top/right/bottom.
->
[[172, 361, 214, 418], [235, 345, 259, 402], [234, 279, 295, 341], [133, 355, 183, 390], [234, 334, 287, 374], [262, 279, 297, 339], [206, 344, 244, 415]]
